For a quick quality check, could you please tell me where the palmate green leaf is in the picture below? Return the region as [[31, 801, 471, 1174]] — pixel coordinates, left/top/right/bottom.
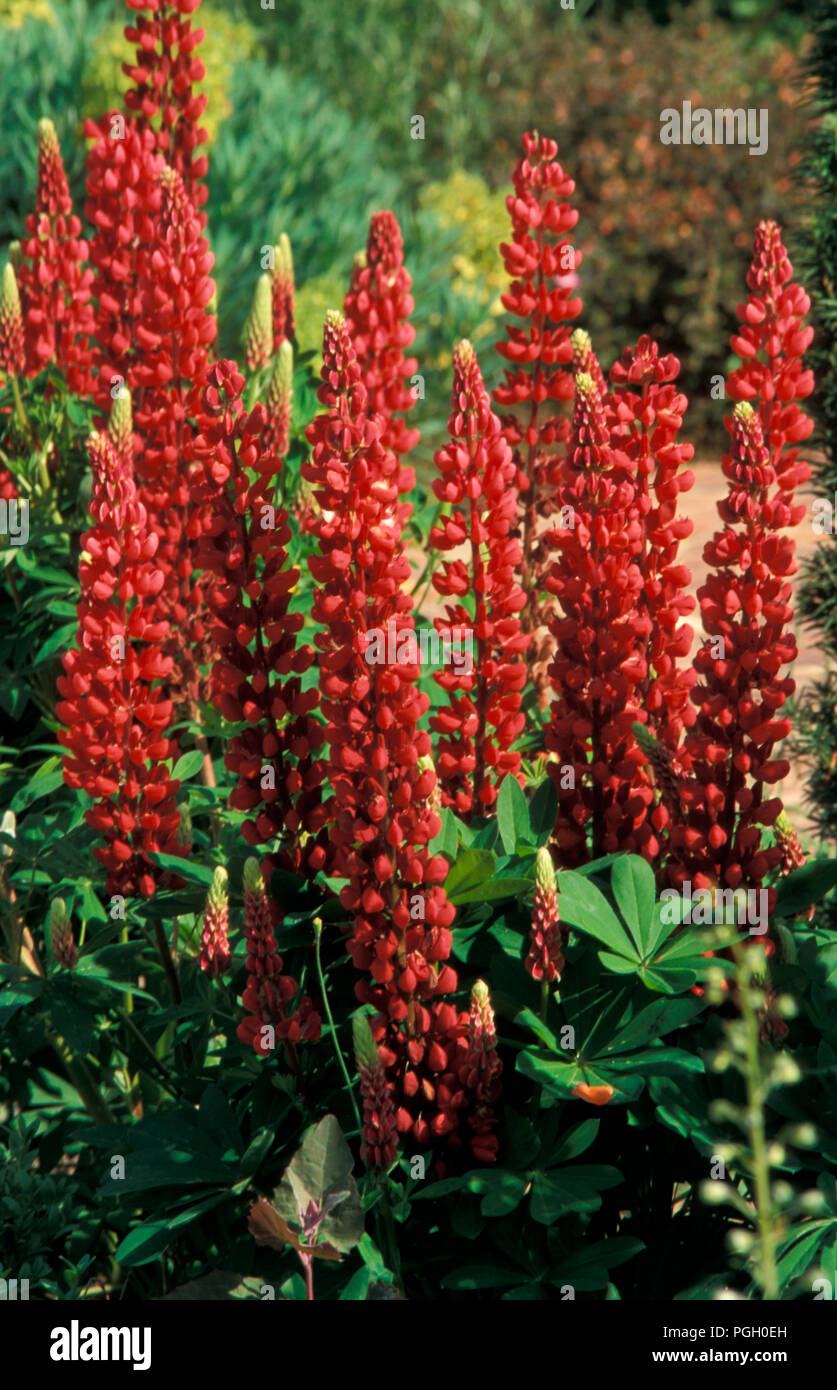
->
[[497, 774, 532, 854], [530, 1165, 623, 1224], [443, 848, 495, 901], [517, 1048, 646, 1103], [611, 855, 657, 955], [557, 869, 636, 958]]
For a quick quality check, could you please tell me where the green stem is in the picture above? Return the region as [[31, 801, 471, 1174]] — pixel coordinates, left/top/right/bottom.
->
[[313, 917, 362, 1134], [46, 1028, 115, 1126], [734, 942, 779, 1300], [10, 374, 28, 434]]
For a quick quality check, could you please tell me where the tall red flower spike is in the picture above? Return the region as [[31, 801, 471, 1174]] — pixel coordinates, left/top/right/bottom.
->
[[603, 334, 699, 862], [304, 310, 463, 1151], [17, 118, 95, 392], [526, 846, 565, 983], [493, 130, 582, 634], [188, 360, 325, 869], [353, 1010, 399, 1171], [727, 220, 814, 488], [670, 401, 802, 902], [270, 234, 295, 349], [49, 900, 77, 972], [429, 339, 529, 817], [198, 865, 231, 977], [343, 210, 419, 485], [237, 857, 321, 1055], [122, 0, 209, 214], [544, 367, 650, 864], [454, 981, 502, 1163], [84, 114, 165, 411], [56, 406, 185, 899]]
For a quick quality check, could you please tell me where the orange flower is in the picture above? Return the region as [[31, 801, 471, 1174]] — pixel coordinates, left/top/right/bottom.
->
[[572, 1083, 614, 1106]]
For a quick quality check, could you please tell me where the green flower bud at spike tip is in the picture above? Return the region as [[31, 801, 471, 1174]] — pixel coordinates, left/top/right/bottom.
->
[[534, 845, 556, 896], [244, 273, 273, 371], [733, 400, 756, 425], [38, 116, 60, 157], [207, 864, 228, 912], [266, 338, 293, 457], [243, 856, 264, 896], [109, 387, 133, 457], [570, 327, 592, 355], [198, 865, 231, 977], [49, 898, 77, 971], [0, 261, 25, 376], [7, 242, 22, 274]]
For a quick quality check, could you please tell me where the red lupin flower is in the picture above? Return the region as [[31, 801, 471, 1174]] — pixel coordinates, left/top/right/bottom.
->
[[198, 865, 231, 977], [493, 131, 582, 634], [526, 846, 565, 983], [122, 0, 209, 212], [304, 310, 462, 1150], [17, 118, 95, 392], [343, 210, 419, 483], [430, 339, 529, 816], [56, 399, 185, 899], [353, 1010, 399, 1171], [237, 857, 321, 1054], [454, 980, 502, 1163], [188, 360, 325, 869], [270, 234, 295, 348]]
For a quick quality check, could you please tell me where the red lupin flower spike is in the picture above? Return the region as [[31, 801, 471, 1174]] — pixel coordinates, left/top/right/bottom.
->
[[544, 366, 647, 863], [237, 857, 321, 1055], [304, 310, 462, 1151], [49, 899, 77, 972], [198, 865, 231, 977], [494, 131, 582, 635], [671, 400, 800, 905], [430, 339, 529, 817], [353, 1010, 399, 1171], [526, 846, 565, 983], [17, 118, 95, 391], [122, 0, 209, 213], [188, 360, 325, 870], [343, 210, 419, 486], [56, 405, 185, 899], [455, 980, 502, 1163], [264, 339, 293, 461], [270, 234, 295, 348]]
